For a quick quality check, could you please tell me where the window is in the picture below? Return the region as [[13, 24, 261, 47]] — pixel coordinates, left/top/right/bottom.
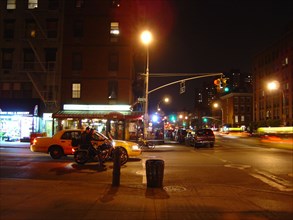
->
[[73, 21, 83, 38], [3, 20, 15, 39], [72, 83, 81, 98], [110, 22, 119, 42], [48, 0, 59, 10], [108, 53, 119, 71], [46, 19, 58, 38], [45, 48, 57, 70], [110, 22, 119, 35], [13, 83, 22, 98], [1, 49, 14, 69], [7, 0, 16, 9], [108, 80, 118, 99], [72, 53, 82, 70], [235, 115, 238, 123], [28, 0, 38, 9], [241, 115, 245, 122], [75, 0, 85, 8], [25, 19, 37, 38], [23, 49, 34, 70], [1, 83, 11, 98]]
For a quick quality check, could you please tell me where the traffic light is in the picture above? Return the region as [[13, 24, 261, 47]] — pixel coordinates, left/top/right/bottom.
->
[[203, 117, 208, 123], [214, 77, 229, 92]]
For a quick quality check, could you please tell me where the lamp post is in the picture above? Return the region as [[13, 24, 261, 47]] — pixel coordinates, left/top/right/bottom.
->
[[141, 30, 152, 138], [157, 97, 170, 112], [213, 103, 224, 127], [267, 80, 286, 126]]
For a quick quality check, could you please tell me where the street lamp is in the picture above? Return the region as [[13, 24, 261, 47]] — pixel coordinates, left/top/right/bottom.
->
[[267, 80, 286, 126], [157, 97, 170, 112], [213, 102, 224, 126], [141, 30, 152, 138]]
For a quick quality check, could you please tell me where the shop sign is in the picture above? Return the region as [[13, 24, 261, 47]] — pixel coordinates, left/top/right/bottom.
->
[[0, 111, 30, 115]]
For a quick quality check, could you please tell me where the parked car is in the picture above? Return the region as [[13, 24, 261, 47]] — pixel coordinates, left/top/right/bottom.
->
[[194, 128, 215, 148], [30, 129, 141, 159]]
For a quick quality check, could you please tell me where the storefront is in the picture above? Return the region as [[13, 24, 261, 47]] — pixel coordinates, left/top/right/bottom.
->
[[52, 104, 143, 141], [0, 99, 41, 142]]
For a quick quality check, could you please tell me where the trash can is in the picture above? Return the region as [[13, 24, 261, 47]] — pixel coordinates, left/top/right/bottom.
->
[[146, 159, 164, 188]]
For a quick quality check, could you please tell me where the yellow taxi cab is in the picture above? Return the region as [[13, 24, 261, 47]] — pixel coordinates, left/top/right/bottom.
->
[[30, 129, 141, 159]]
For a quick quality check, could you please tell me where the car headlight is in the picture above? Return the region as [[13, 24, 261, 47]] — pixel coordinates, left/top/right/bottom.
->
[[132, 144, 140, 150], [112, 141, 116, 147]]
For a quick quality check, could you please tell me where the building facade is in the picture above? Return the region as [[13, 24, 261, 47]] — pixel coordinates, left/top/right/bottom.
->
[[219, 93, 253, 129], [0, 0, 146, 141], [252, 27, 293, 127]]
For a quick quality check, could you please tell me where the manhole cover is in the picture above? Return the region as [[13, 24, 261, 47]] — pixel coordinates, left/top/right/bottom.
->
[[163, 185, 187, 192]]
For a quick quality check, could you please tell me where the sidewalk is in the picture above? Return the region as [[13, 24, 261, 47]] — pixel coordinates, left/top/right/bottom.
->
[[0, 141, 30, 148], [1, 175, 293, 219]]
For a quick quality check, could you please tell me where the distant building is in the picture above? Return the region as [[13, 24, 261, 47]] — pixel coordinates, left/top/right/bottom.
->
[[219, 93, 253, 128], [252, 27, 293, 127]]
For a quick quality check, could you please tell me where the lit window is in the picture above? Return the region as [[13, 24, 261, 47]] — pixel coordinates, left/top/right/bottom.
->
[[72, 83, 81, 99], [7, 0, 16, 10], [235, 115, 238, 123], [110, 22, 119, 35], [28, 0, 38, 9], [108, 80, 118, 99], [26, 19, 37, 38], [241, 115, 245, 122]]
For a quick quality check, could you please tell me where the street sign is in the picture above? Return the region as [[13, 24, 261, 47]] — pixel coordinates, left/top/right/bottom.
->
[[138, 98, 146, 102]]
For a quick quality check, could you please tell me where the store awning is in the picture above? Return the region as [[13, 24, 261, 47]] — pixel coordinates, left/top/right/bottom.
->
[[52, 110, 143, 120]]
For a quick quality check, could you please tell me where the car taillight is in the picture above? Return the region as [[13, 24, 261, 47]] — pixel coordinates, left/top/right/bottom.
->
[[33, 139, 37, 145]]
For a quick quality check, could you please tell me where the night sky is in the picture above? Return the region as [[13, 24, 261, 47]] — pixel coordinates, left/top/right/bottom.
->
[[142, 0, 293, 113]]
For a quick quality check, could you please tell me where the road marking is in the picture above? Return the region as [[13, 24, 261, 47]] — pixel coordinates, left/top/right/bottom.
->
[[225, 163, 293, 192]]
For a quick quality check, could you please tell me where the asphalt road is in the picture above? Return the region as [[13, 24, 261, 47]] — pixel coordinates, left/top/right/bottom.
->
[[0, 136, 293, 219]]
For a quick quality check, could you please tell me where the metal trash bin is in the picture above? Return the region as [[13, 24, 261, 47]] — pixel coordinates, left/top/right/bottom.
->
[[146, 159, 164, 188]]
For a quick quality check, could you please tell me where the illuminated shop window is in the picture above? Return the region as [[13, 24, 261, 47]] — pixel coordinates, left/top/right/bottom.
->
[[28, 0, 38, 9], [7, 0, 16, 10], [72, 83, 81, 99]]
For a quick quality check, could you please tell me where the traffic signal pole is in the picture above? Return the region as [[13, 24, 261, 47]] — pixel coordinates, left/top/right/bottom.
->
[[148, 73, 224, 95]]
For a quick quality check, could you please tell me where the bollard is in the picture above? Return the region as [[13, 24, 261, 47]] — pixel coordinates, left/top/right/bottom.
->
[[112, 147, 121, 186], [146, 159, 164, 188]]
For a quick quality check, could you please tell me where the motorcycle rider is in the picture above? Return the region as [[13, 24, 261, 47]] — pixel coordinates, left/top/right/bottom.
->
[[83, 127, 105, 168], [80, 127, 91, 149]]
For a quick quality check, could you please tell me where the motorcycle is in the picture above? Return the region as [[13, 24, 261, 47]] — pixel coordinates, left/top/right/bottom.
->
[[74, 143, 128, 165]]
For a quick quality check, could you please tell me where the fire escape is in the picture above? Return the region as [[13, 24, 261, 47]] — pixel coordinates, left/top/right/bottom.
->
[[24, 10, 60, 112]]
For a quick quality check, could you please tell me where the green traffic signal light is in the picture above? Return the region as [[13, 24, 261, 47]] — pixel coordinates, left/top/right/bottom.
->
[[224, 87, 229, 92], [203, 118, 208, 122]]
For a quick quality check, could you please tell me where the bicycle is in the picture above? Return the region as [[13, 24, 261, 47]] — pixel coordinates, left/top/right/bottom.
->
[[138, 137, 155, 149]]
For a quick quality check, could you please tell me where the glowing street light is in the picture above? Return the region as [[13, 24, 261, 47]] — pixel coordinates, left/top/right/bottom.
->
[[157, 97, 170, 112], [267, 80, 286, 126], [141, 30, 152, 138], [213, 102, 224, 126]]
